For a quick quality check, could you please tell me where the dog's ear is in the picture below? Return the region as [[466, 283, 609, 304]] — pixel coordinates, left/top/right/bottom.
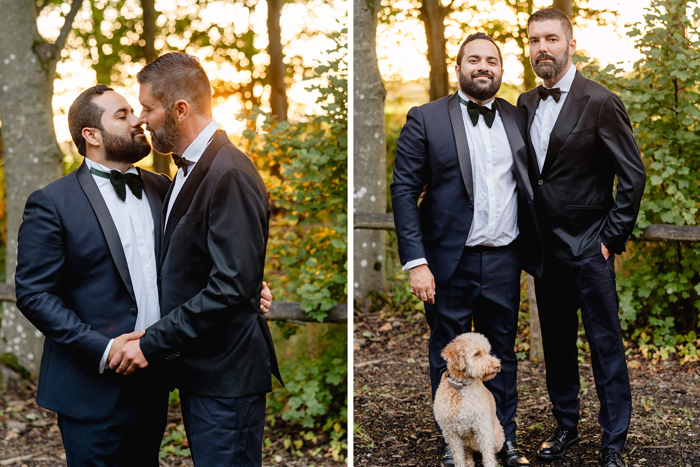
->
[[442, 341, 466, 372]]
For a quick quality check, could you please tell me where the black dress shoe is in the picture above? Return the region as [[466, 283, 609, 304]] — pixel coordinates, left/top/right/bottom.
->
[[440, 443, 454, 467], [536, 427, 580, 460], [599, 448, 626, 467], [498, 440, 531, 466]]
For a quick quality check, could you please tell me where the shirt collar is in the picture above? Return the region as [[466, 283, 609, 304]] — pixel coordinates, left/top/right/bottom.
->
[[84, 157, 138, 175], [458, 89, 495, 109], [180, 119, 220, 166], [545, 63, 576, 92]]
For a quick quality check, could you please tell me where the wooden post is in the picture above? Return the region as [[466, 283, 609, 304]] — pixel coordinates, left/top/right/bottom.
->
[[526, 274, 544, 363]]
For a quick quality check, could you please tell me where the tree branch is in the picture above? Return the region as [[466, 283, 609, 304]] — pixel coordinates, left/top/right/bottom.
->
[[34, 0, 50, 17], [54, 0, 83, 55]]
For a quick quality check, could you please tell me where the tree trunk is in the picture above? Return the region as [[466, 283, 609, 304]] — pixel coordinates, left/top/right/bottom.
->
[[419, 0, 451, 101], [267, 0, 288, 122], [0, 0, 66, 375], [353, 0, 386, 306], [141, 0, 171, 176], [552, 0, 573, 18], [519, 0, 537, 92]]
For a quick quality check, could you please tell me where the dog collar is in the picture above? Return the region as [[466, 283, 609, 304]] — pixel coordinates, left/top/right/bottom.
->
[[446, 372, 465, 389]]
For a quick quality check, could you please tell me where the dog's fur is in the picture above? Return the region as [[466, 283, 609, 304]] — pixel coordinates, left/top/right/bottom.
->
[[433, 333, 505, 467]]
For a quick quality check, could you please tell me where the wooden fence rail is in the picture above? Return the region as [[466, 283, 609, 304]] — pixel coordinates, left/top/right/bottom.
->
[[0, 284, 346, 324], [354, 212, 700, 362], [354, 212, 700, 242]]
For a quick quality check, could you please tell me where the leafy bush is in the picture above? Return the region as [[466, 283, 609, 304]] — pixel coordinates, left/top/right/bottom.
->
[[239, 29, 347, 459], [581, 0, 700, 362]]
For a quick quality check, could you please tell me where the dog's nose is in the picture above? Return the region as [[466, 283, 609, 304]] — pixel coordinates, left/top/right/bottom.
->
[[495, 362, 501, 372]]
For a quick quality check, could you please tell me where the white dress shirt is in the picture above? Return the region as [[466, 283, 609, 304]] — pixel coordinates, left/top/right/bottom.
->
[[84, 158, 160, 373], [165, 119, 219, 226], [403, 91, 519, 271], [531, 63, 577, 172]]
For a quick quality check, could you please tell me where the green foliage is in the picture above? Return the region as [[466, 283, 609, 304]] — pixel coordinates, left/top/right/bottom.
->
[[159, 423, 191, 459], [241, 30, 347, 322], [240, 30, 347, 459], [582, 0, 700, 362], [0, 353, 31, 381], [267, 325, 347, 461], [378, 0, 614, 91], [52, 0, 321, 104]]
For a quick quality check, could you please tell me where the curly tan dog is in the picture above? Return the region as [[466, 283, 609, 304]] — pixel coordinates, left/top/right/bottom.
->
[[434, 333, 505, 467]]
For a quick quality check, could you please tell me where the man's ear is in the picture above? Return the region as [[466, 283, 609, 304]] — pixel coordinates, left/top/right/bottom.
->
[[82, 127, 101, 148], [173, 99, 190, 122], [569, 38, 577, 58]]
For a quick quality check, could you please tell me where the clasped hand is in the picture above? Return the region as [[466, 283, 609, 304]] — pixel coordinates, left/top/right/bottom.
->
[[108, 329, 148, 375], [108, 281, 273, 375]]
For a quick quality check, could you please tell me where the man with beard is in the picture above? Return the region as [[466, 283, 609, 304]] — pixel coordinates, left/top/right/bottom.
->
[[391, 33, 542, 467], [516, 8, 645, 467], [14, 85, 171, 466], [109, 53, 282, 466], [14, 85, 272, 466]]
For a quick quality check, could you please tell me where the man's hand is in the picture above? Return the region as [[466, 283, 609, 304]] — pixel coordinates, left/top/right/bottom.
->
[[418, 183, 428, 202], [109, 339, 149, 375], [261, 281, 272, 314], [107, 329, 145, 362], [409, 264, 436, 304], [601, 242, 611, 260]]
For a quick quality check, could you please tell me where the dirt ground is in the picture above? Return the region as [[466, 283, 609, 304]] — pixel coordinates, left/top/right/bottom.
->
[[354, 309, 700, 467], [0, 380, 343, 467]]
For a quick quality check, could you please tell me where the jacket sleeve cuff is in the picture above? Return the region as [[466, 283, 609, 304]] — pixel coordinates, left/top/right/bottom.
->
[[402, 258, 428, 271]]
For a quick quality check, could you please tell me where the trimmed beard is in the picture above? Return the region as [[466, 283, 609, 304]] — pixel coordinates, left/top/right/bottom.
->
[[531, 49, 569, 81], [103, 127, 152, 165], [458, 69, 501, 101], [148, 111, 180, 154]]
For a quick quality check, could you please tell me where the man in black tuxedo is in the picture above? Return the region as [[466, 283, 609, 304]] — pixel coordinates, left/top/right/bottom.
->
[[110, 53, 282, 466], [516, 8, 646, 467], [391, 33, 542, 467], [14, 85, 172, 466], [14, 85, 273, 467]]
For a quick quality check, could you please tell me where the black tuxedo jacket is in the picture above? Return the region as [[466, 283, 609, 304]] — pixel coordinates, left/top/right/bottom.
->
[[391, 93, 543, 284], [15, 162, 170, 421], [139, 130, 282, 397], [517, 71, 646, 260]]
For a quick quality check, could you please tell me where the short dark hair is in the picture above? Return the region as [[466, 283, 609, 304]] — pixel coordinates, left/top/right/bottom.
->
[[456, 33, 503, 68], [528, 7, 574, 43], [68, 84, 113, 156], [136, 52, 212, 117]]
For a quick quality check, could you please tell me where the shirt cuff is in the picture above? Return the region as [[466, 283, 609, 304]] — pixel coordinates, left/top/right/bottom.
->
[[403, 258, 428, 271], [99, 338, 115, 374]]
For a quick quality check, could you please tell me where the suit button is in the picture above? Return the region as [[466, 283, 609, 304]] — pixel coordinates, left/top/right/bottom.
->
[[130, 308, 137, 315], [538, 179, 544, 185]]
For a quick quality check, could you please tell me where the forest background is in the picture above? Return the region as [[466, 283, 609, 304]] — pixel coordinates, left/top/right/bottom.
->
[[354, 0, 700, 364], [0, 0, 348, 465]]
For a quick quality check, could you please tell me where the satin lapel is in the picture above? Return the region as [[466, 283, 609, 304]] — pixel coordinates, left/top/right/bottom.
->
[[160, 130, 230, 265], [447, 93, 474, 205], [496, 99, 533, 200], [524, 90, 541, 179], [139, 169, 165, 263], [541, 72, 590, 176], [76, 161, 136, 303]]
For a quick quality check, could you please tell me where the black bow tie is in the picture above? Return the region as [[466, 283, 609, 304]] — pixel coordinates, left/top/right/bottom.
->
[[460, 97, 497, 128], [172, 154, 195, 176], [537, 85, 563, 103], [90, 168, 143, 201]]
